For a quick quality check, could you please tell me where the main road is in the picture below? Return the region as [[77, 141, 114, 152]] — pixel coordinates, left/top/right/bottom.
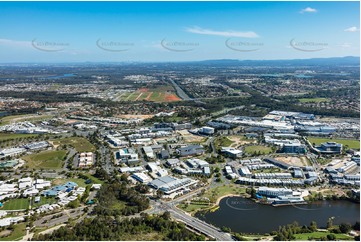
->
[[162, 202, 233, 241]]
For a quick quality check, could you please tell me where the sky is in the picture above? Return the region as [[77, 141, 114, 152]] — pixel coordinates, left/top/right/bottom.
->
[[0, 1, 359, 62]]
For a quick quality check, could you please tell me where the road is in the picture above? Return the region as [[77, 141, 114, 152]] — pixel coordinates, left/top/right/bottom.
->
[[144, 184, 233, 241], [34, 207, 85, 228], [169, 79, 192, 101], [164, 202, 233, 241]]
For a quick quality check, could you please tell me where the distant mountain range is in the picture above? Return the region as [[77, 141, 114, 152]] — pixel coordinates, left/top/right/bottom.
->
[[192, 56, 360, 66]]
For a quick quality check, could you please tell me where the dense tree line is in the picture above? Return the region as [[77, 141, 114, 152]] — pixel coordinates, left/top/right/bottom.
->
[[93, 180, 149, 216], [32, 212, 205, 241]]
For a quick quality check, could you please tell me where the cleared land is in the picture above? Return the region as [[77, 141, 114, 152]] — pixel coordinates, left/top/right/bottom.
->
[[276, 156, 310, 167], [22, 150, 67, 169], [244, 145, 273, 155], [228, 135, 257, 147], [308, 137, 360, 150], [0, 198, 29, 210], [0, 133, 38, 141], [0, 114, 53, 126], [51, 137, 96, 152], [299, 98, 331, 103], [177, 130, 206, 143], [119, 86, 181, 102]]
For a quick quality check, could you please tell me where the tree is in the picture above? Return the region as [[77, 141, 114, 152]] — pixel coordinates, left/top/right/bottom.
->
[[327, 217, 334, 229], [327, 234, 336, 240], [339, 223, 352, 234], [309, 221, 318, 232]]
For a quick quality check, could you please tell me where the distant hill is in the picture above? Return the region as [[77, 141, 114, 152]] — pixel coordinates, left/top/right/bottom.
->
[[192, 56, 360, 66]]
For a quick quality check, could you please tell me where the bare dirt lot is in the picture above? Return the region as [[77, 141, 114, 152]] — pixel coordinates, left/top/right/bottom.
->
[[228, 135, 257, 148], [276, 156, 309, 167], [177, 130, 206, 143]]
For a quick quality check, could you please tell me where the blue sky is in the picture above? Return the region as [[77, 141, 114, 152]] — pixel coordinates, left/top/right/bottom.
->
[[0, 1, 359, 62]]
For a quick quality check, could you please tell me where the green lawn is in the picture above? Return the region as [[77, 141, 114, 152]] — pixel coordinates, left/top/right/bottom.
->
[[0, 198, 29, 210], [308, 137, 360, 150], [299, 98, 331, 103], [32, 197, 57, 208], [0, 223, 27, 241], [22, 150, 67, 169], [177, 203, 210, 213], [0, 133, 38, 142], [294, 231, 353, 240], [244, 145, 273, 154], [204, 184, 247, 203], [217, 137, 234, 147], [51, 137, 96, 152]]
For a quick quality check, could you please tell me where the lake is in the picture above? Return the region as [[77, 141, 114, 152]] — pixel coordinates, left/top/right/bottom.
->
[[196, 196, 360, 234]]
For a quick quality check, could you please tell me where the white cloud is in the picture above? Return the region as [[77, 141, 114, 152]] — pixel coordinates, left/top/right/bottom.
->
[[300, 7, 317, 13], [339, 43, 352, 48], [185, 26, 258, 38], [0, 38, 31, 48], [344, 26, 359, 32]]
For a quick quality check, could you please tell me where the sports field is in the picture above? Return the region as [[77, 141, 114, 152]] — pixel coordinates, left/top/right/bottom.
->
[[0, 198, 29, 210], [22, 150, 67, 169], [51, 137, 96, 152], [308, 137, 360, 150], [118, 86, 180, 102]]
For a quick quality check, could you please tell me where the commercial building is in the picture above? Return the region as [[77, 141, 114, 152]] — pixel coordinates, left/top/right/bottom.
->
[[166, 158, 180, 168], [199, 126, 215, 135], [176, 145, 205, 157], [143, 146, 155, 159], [114, 148, 139, 165], [221, 147, 242, 158], [131, 172, 152, 184], [257, 187, 293, 197], [0, 148, 26, 158], [148, 176, 197, 195], [78, 152, 94, 168], [314, 142, 342, 155], [282, 143, 307, 154]]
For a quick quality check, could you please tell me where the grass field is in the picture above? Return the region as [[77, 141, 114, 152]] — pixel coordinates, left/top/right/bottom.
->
[[22, 150, 67, 169], [293, 231, 353, 240], [244, 145, 273, 154], [119, 86, 180, 102], [32, 197, 57, 208], [204, 184, 247, 203], [308, 137, 360, 150], [51, 137, 96, 152], [177, 203, 210, 213], [215, 137, 234, 148], [0, 133, 39, 141], [0, 223, 27, 241], [0, 198, 29, 210], [299, 98, 331, 103], [0, 114, 53, 126]]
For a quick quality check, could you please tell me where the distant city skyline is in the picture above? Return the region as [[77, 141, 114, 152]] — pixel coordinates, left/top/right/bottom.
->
[[0, 1, 359, 62]]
